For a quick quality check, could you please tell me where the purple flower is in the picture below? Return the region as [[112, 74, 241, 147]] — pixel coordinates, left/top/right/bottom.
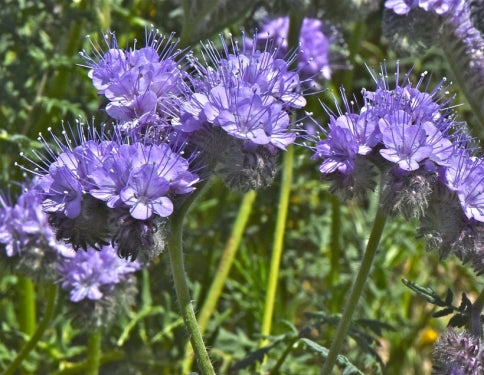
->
[[384, 0, 460, 14], [59, 245, 140, 302], [444, 151, 484, 222], [314, 126, 359, 174], [42, 166, 84, 219], [433, 328, 484, 374], [29, 121, 199, 257], [120, 164, 173, 220], [378, 117, 433, 171], [89, 142, 199, 220]]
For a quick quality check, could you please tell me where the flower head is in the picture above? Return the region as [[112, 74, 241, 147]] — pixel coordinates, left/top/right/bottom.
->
[[23, 120, 199, 259], [60, 244, 140, 302], [80, 28, 185, 136], [174, 34, 305, 190]]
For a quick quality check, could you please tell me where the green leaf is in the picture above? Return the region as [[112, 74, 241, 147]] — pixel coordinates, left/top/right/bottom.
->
[[402, 279, 446, 307], [300, 338, 364, 375]]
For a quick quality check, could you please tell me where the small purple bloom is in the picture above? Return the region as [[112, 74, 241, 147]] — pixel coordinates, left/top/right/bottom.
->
[[42, 166, 84, 219], [378, 118, 433, 171], [59, 245, 140, 302], [313, 126, 359, 174], [120, 164, 173, 220]]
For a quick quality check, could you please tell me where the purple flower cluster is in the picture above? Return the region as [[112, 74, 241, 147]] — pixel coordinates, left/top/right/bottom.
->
[[34, 122, 198, 260], [253, 17, 332, 81], [41, 133, 197, 222], [309, 64, 484, 269], [60, 244, 140, 303], [312, 66, 457, 177], [81, 30, 184, 135], [177, 37, 304, 152], [384, 0, 462, 15]]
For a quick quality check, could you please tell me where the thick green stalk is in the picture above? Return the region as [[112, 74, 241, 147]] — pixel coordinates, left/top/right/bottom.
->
[[182, 189, 257, 373], [259, 144, 294, 348], [321, 207, 388, 374], [17, 276, 36, 337], [166, 180, 215, 375], [85, 329, 102, 375], [4, 284, 58, 375]]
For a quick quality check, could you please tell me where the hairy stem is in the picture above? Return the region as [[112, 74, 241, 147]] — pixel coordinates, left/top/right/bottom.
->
[[321, 207, 388, 374], [182, 189, 257, 373], [166, 180, 215, 375], [4, 284, 58, 375]]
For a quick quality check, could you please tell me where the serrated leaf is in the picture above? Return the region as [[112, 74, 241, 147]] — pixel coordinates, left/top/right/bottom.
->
[[433, 307, 454, 318]]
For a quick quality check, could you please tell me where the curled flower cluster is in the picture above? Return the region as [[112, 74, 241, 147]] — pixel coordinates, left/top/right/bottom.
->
[[32, 122, 198, 260], [0, 179, 74, 280], [251, 16, 332, 81], [22, 28, 307, 260], [309, 64, 484, 273]]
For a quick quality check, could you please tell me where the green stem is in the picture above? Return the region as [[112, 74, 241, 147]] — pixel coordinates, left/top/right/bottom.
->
[[4, 284, 58, 375], [166, 180, 215, 375], [17, 276, 36, 337], [471, 288, 484, 338], [181, 189, 257, 373], [259, 144, 294, 348], [85, 329, 102, 375], [321, 207, 388, 375], [269, 336, 299, 374]]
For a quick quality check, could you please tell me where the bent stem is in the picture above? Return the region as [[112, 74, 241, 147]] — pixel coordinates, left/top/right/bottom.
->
[[321, 207, 388, 375], [182, 189, 257, 373], [86, 329, 102, 375], [166, 180, 215, 375], [4, 284, 58, 375]]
